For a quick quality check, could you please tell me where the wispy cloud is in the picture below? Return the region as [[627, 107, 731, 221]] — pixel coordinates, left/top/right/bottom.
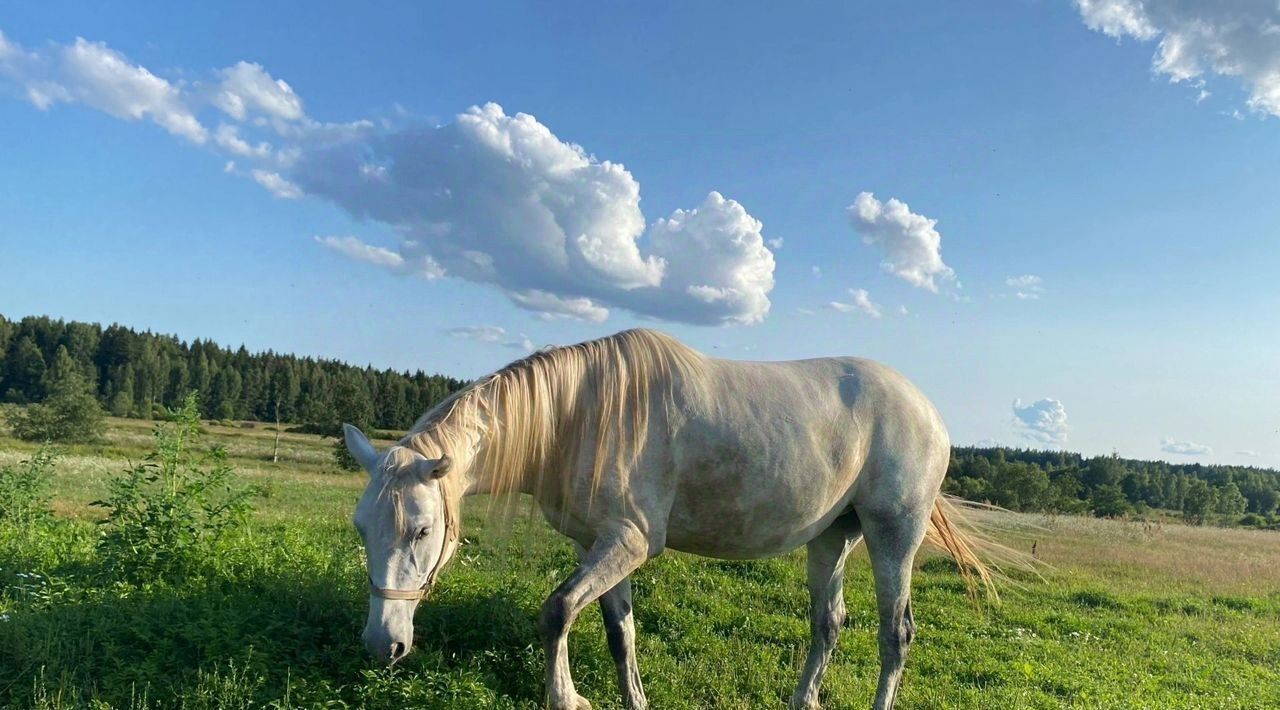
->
[[1161, 437, 1212, 456], [446, 326, 535, 351], [1006, 274, 1045, 300], [828, 288, 883, 318]]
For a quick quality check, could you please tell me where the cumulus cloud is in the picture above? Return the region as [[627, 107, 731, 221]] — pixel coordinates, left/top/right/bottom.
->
[[847, 192, 956, 293], [0, 31, 777, 325], [1012, 398, 1069, 445], [292, 104, 775, 325], [1074, 0, 1280, 117], [446, 325, 535, 351], [1161, 437, 1213, 456], [828, 288, 882, 318], [1006, 274, 1045, 300]]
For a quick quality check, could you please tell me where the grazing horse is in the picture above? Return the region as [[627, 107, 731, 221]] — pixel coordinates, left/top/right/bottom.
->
[[346, 329, 994, 709]]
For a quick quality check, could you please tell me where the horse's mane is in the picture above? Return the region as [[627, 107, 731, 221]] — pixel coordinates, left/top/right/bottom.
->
[[398, 328, 706, 514]]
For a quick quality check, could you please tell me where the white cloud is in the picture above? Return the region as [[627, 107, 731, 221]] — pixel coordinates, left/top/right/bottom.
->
[[1012, 398, 1070, 445], [644, 191, 775, 324], [828, 288, 882, 318], [213, 61, 304, 122], [847, 192, 956, 293], [214, 123, 271, 158], [1235, 449, 1260, 458], [293, 104, 775, 325], [1073, 0, 1280, 117], [447, 325, 535, 351], [897, 304, 909, 316], [508, 289, 610, 322], [447, 325, 505, 343], [0, 32, 207, 143], [768, 237, 784, 249], [315, 235, 443, 278], [1006, 274, 1045, 300], [315, 235, 402, 269], [1006, 274, 1042, 289], [812, 266, 822, 278], [251, 169, 302, 199], [1161, 437, 1213, 456], [1, 33, 778, 324]]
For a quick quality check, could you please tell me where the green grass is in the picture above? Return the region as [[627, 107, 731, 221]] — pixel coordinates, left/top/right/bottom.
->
[[2, 417, 1278, 708]]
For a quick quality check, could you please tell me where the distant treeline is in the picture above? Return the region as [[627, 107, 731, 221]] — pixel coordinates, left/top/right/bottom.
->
[[0, 314, 468, 434], [4, 313, 1279, 527], [947, 447, 1280, 527]]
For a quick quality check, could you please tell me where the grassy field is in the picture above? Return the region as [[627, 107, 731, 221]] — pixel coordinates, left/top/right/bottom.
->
[[1, 416, 1278, 709]]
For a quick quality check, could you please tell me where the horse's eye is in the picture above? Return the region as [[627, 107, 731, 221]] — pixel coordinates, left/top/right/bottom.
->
[[415, 527, 430, 541]]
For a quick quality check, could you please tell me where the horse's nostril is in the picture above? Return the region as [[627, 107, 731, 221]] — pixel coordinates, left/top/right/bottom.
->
[[389, 642, 406, 660]]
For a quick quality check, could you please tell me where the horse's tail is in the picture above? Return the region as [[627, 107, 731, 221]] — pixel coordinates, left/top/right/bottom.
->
[[924, 495, 1022, 602]]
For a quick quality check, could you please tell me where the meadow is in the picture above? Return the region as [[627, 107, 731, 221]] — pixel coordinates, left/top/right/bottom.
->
[[1, 416, 1278, 709]]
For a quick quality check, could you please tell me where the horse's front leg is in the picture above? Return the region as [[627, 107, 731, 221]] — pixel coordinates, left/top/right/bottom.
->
[[543, 524, 649, 710], [576, 543, 648, 710]]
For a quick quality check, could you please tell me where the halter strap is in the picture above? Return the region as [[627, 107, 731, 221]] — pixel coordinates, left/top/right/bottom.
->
[[368, 576, 432, 601]]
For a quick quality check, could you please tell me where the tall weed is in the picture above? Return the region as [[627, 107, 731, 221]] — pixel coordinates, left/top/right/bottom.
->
[[94, 393, 255, 584]]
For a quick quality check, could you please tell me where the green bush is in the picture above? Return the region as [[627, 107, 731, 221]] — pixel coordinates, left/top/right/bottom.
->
[[0, 447, 55, 526], [6, 373, 105, 444], [93, 393, 255, 583]]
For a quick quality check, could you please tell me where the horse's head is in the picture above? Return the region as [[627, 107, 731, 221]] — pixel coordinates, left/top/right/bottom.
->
[[344, 424, 460, 665]]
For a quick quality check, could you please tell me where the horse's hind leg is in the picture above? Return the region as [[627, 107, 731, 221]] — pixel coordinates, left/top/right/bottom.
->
[[790, 513, 863, 709], [575, 543, 648, 709], [862, 507, 929, 710]]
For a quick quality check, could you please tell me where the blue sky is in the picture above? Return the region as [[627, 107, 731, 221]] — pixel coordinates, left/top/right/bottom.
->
[[2, 1, 1278, 465]]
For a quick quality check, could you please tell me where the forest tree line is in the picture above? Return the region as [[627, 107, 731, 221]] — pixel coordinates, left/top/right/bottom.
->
[[0, 314, 468, 435], [947, 447, 1280, 527], [3, 313, 1278, 527]]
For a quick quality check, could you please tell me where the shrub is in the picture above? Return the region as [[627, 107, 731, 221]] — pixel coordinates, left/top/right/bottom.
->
[[93, 393, 255, 583], [6, 373, 105, 444], [0, 447, 55, 526]]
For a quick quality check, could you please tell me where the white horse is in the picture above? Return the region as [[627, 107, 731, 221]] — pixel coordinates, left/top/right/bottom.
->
[[346, 329, 995, 709]]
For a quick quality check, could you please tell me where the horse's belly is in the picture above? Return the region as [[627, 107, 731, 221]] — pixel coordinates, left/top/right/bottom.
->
[[661, 470, 854, 559]]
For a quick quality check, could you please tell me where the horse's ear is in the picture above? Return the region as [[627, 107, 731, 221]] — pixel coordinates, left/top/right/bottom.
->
[[416, 455, 452, 481], [343, 423, 378, 473]]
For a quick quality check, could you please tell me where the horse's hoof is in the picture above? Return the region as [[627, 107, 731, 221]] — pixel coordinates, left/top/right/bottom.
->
[[548, 694, 592, 710]]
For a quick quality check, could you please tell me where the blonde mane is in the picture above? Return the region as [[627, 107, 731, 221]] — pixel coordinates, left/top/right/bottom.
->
[[397, 328, 706, 520]]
